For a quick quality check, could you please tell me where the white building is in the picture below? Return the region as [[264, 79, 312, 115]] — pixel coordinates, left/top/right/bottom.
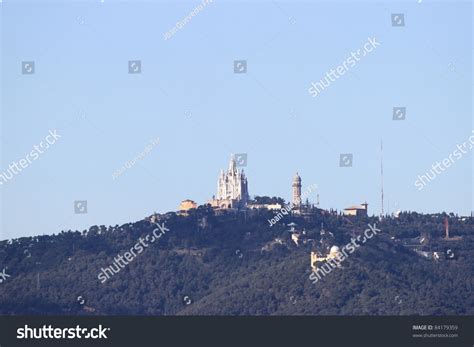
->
[[209, 155, 249, 209]]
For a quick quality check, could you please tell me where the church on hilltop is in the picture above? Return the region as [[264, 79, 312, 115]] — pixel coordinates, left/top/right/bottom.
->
[[176, 154, 318, 213], [209, 154, 249, 209]]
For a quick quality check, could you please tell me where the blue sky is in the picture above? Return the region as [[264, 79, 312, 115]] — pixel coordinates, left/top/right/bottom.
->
[[1, 0, 472, 239]]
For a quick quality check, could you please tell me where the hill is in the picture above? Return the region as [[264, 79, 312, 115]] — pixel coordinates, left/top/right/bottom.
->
[[0, 208, 473, 315]]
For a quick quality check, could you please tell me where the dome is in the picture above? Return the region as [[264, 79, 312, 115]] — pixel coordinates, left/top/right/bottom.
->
[[293, 172, 301, 182], [329, 245, 340, 255]]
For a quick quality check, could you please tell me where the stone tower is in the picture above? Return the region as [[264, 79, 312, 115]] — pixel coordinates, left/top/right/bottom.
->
[[292, 172, 302, 207]]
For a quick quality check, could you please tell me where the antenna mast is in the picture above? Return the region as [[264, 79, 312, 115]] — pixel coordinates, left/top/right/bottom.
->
[[381, 140, 384, 218]]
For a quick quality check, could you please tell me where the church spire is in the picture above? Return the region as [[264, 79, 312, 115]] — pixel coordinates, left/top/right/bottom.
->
[[229, 154, 237, 174]]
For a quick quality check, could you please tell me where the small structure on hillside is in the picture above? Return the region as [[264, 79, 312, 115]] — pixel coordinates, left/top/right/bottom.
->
[[178, 200, 198, 215], [248, 203, 283, 210], [343, 202, 368, 217], [310, 245, 342, 272]]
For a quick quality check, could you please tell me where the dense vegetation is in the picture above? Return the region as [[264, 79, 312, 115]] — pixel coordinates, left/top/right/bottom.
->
[[0, 206, 473, 315]]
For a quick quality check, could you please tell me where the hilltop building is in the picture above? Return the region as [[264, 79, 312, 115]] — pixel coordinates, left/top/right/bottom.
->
[[206, 157, 321, 214], [178, 200, 198, 215], [209, 155, 249, 209], [179, 199, 197, 211], [292, 172, 302, 207], [343, 203, 368, 217], [291, 173, 318, 216]]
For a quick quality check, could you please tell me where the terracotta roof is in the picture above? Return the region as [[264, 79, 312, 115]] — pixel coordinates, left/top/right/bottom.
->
[[344, 205, 367, 210]]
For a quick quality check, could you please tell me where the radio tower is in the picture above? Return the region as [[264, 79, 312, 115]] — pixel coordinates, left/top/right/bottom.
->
[[380, 140, 384, 219]]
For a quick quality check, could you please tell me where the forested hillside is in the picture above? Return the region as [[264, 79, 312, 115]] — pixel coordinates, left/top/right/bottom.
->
[[0, 208, 472, 315]]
